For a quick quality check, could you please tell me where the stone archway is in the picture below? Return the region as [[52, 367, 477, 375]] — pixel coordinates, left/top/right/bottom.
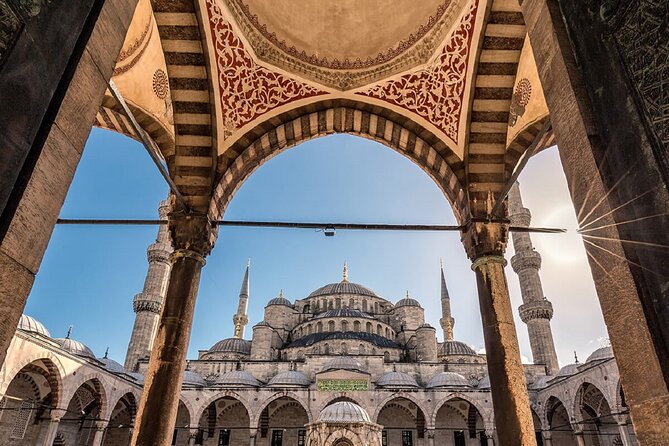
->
[[545, 396, 575, 446], [573, 382, 620, 446], [102, 392, 138, 446], [257, 396, 310, 446], [433, 397, 486, 446], [59, 378, 105, 446], [376, 397, 428, 446], [197, 396, 250, 446]]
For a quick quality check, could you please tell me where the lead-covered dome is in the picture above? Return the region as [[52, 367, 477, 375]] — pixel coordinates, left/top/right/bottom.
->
[[183, 370, 206, 387], [556, 363, 581, 378], [427, 372, 471, 388], [395, 293, 422, 308], [17, 314, 51, 337], [267, 291, 292, 307], [208, 338, 252, 355], [586, 346, 614, 363], [315, 308, 374, 319], [478, 375, 491, 390], [322, 356, 367, 373], [268, 370, 311, 387], [55, 338, 95, 359], [529, 375, 552, 390], [99, 357, 126, 374], [440, 340, 478, 356], [215, 371, 261, 387], [308, 282, 379, 298], [318, 401, 371, 423], [376, 371, 419, 388]]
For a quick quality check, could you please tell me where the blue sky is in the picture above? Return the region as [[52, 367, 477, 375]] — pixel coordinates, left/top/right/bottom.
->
[[24, 129, 608, 367]]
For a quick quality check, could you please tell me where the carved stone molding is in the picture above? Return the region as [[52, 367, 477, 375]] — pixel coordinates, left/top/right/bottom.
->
[[519, 300, 554, 322]]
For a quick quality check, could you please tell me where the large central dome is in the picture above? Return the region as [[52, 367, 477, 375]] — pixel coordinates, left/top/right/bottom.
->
[[308, 282, 379, 298]]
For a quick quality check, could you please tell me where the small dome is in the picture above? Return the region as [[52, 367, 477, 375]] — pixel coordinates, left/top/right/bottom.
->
[[556, 363, 581, 378], [254, 320, 271, 327], [17, 315, 51, 337], [267, 291, 292, 307], [586, 346, 614, 363], [478, 375, 491, 390], [395, 293, 422, 308], [215, 371, 261, 387], [318, 401, 371, 423], [268, 370, 311, 387], [315, 308, 374, 319], [99, 357, 126, 374], [322, 356, 367, 373], [529, 375, 552, 390], [209, 338, 251, 355], [440, 340, 478, 356], [308, 282, 379, 299], [376, 371, 419, 388], [55, 338, 95, 359], [427, 372, 471, 388], [128, 372, 145, 384], [183, 370, 206, 387], [417, 323, 435, 330]]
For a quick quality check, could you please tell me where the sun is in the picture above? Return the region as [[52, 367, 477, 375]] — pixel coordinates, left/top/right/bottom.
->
[[532, 204, 586, 265]]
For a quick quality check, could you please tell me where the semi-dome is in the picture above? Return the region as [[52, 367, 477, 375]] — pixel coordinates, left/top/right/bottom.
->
[[17, 315, 51, 337], [318, 401, 371, 423], [556, 363, 581, 378], [268, 370, 311, 387], [55, 337, 95, 359], [208, 338, 252, 355], [427, 372, 471, 388], [322, 356, 367, 373], [215, 371, 261, 387], [376, 371, 419, 388], [183, 370, 206, 387], [308, 282, 379, 298], [440, 340, 478, 356], [478, 375, 491, 390], [315, 308, 374, 319], [586, 346, 614, 363]]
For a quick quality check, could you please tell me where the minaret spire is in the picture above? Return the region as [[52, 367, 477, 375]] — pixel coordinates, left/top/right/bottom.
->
[[439, 261, 455, 341], [233, 260, 251, 339]]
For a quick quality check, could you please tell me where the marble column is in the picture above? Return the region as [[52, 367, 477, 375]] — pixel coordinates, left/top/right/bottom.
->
[[188, 428, 199, 446], [541, 431, 552, 446], [426, 429, 435, 446], [463, 221, 536, 446], [618, 422, 633, 446], [42, 409, 65, 446], [91, 421, 108, 446], [574, 431, 586, 446], [486, 430, 495, 446], [131, 212, 213, 446]]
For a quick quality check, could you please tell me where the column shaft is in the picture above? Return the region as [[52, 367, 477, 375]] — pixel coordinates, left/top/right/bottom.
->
[[131, 246, 207, 445], [42, 419, 60, 446], [487, 435, 495, 446], [618, 424, 633, 446], [574, 432, 586, 446], [473, 256, 536, 446]]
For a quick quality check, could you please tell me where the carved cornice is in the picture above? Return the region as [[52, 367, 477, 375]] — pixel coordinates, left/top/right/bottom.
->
[[222, 0, 469, 90], [519, 300, 554, 322], [133, 293, 163, 314]]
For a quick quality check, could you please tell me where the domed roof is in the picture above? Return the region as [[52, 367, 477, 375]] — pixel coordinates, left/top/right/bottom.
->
[[529, 375, 552, 390], [427, 372, 471, 388], [267, 291, 292, 307], [215, 371, 261, 387], [17, 315, 51, 337], [268, 370, 311, 387], [208, 338, 252, 355], [417, 323, 435, 330], [556, 363, 581, 378], [55, 337, 95, 359], [308, 281, 379, 299], [395, 293, 422, 308], [477, 375, 491, 390], [183, 370, 207, 387], [99, 357, 126, 374], [440, 340, 478, 356], [376, 371, 419, 388], [318, 401, 371, 423], [586, 346, 614, 363], [315, 308, 374, 319], [254, 320, 271, 327], [322, 356, 367, 373], [128, 372, 145, 384]]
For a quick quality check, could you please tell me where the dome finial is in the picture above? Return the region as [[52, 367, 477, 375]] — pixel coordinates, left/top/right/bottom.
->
[[279, 289, 284, 298], [342, 261, 348, 282], [104, 347, 109, 359], [574, 350, 579, 363], [65, 325, 72, 339]]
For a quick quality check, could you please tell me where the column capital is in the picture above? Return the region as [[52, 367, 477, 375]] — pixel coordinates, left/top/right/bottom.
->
[[168, 209, 214, 257], [188, 428, 199, 439], [426, 429, 435, 439], [542, 430, 552, 439], [48, 408, 67, 422], [462, 220, 509, 261]]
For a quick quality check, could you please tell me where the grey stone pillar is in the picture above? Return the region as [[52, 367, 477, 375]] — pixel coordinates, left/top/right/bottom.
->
[[131, 212, 212, 446], [574, 431, 586, 446], [426, 429, 435, 446], [91, 421, 108, 446], [125, 200, 173, 371], [541, 431, 552, 446], [508, 183, 559, 375], [618, 422, 633, 446], [188, 428, 199, 446], [42, 409, 65, 446], [464, 222, 537, 446], [485, 430, 495, 446]]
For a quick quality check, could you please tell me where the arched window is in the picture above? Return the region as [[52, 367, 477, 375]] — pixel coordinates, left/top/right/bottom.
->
[[366, 322, 372, 333], [335, 298, 342, 309], [374, 302, 379, 313], [328, 320, 335, 332], [303, 304, 310, 313], [349, 298, 354, 308], [317, 322, 323, 333], [341, 320, 349, 331], [307, 324, 313, 334], [341, 343, 348, 354], [359, 344, 366, 354], [385, 327, 390, 338], [384, 351, 390, 362], [324, 344, 330, 354], [328, 300, 333, 310], [377, 324, 382, 335], [353, 321, 360, 331], [362, 300, 368, 312]]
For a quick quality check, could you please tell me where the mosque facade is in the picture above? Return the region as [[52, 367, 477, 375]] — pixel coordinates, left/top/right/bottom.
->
[[0, 203, 636, 446]]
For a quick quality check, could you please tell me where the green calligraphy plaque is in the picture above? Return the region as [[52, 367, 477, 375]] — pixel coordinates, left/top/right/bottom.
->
[[317, 379, 368, 391]]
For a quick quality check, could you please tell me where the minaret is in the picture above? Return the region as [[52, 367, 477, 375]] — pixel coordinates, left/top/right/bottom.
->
[[439, 260, 455, 341], [232, 260, 250, 339], [508, 182, 560, 375], [124, 199, 173, 371]]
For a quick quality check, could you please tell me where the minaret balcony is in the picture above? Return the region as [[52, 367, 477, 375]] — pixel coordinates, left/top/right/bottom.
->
[[511, 249, 542, 272], [518, 300, 554, 323], [133, 292, 163, 313], [147, 242, 172, 263]]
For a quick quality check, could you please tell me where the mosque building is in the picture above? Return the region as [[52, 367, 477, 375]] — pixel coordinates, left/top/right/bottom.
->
[[0, 197, 636, 446]]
